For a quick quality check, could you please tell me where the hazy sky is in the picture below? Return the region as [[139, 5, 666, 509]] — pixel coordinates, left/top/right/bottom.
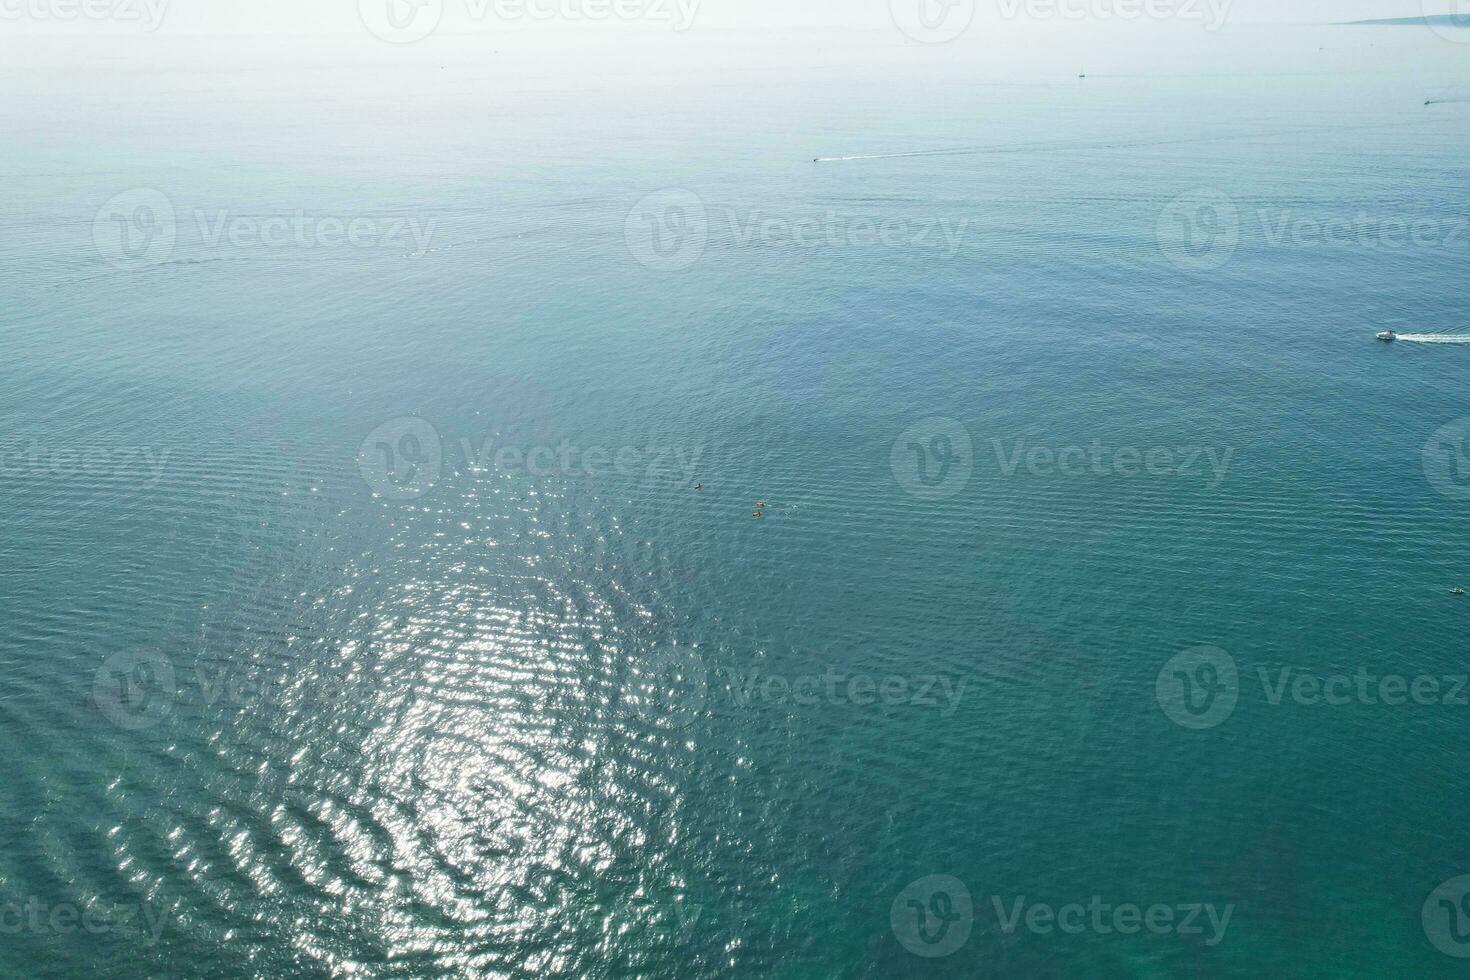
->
[[0, 0, 1459, 38]]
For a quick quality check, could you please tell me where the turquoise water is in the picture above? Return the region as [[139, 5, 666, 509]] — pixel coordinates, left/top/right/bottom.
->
[[3, 17, 1470, 977]]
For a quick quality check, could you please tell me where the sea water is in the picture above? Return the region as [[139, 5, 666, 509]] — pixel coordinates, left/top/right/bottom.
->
[[2, 12, 1470, 977]]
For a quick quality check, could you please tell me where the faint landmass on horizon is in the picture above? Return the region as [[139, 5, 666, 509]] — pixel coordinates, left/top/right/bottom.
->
[[1339, 14, 1470, 27]]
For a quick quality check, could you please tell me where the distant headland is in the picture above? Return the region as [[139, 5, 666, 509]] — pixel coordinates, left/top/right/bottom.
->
[[1337, 15, 1470, 28]]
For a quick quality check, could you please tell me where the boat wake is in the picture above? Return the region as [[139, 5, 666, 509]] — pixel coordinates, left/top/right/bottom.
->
[[1394, 333, 1470, 344]]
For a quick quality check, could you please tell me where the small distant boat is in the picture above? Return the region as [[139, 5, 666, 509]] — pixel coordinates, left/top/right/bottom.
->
[[1377, 330, 1397, 342], [1453, 588, 1466, 596]]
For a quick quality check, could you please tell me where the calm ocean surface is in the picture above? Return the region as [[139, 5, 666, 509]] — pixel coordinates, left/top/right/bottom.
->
[[3, 13, 1470, 977]]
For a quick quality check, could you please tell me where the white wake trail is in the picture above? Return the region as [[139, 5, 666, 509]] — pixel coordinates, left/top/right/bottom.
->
[[1395, 334, 1470, 344]]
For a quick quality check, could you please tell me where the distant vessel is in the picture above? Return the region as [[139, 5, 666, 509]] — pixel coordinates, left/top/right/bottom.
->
[[1377, 330, 1397, 342]]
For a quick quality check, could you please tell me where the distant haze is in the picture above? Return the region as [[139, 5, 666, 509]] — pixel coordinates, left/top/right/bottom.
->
[[0, 0, 1465, 37]]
